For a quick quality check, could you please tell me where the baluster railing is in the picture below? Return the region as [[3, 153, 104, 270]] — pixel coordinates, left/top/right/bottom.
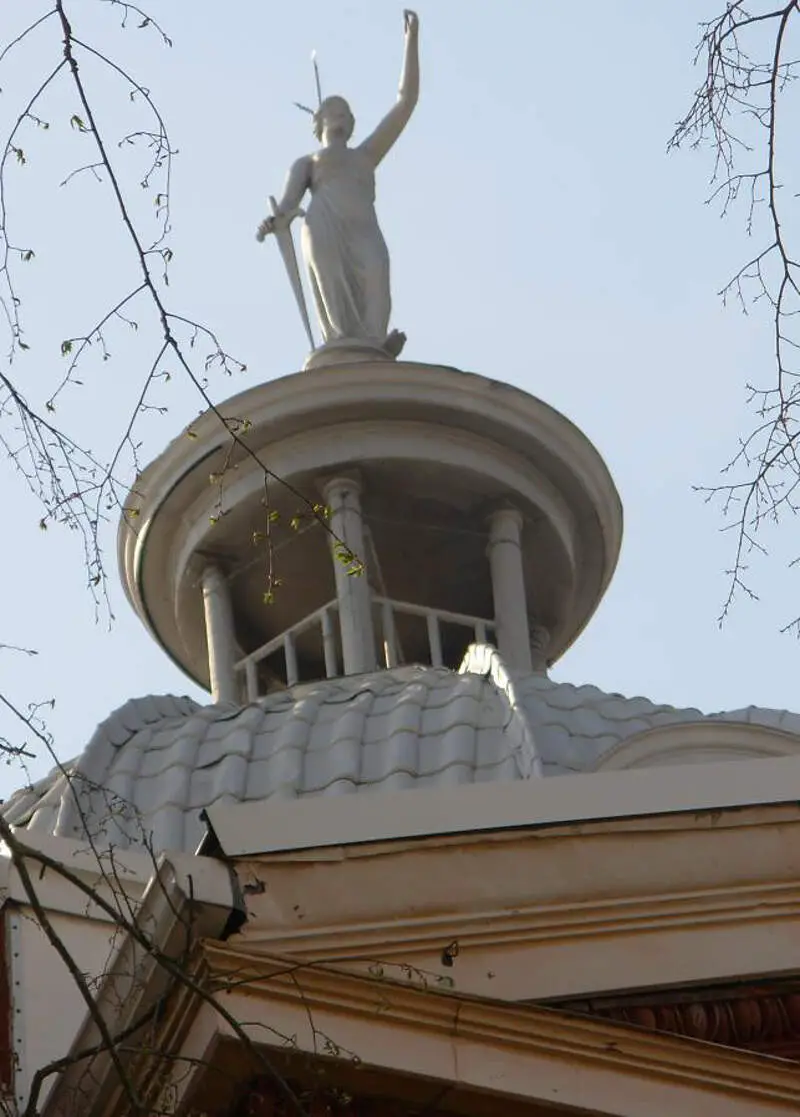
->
[[381, 599, 399, 668], [244, 659, 258, 703], [235, 595, 496, 700], [426, 613, 443, 667], [283, 632, 299, 687], [321, 607, 338, 678]]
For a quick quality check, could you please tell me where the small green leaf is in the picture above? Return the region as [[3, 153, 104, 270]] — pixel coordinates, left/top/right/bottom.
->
[[186, 429, 198, 439], [70, 114, 88, 132], [251, 531, 265, 544], [60, 339, 73, 356], [268, 510, 280, 523], [21, 249, 34, 262], [262, 590, 275, 605]]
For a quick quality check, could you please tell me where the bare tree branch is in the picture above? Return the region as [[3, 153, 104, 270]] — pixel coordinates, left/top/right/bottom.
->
[[671, 1, 800, 630]]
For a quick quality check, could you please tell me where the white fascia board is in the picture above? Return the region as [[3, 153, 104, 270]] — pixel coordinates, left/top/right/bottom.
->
[[204, 753, 800, 857], [0, 832, 239, 921], [0, 829, 154, 918]]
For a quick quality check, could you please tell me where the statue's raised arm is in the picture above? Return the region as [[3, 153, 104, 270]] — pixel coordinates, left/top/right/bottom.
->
[[359, 11, 420, 167]]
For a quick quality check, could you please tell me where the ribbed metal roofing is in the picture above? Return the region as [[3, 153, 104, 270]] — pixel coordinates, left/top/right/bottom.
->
[[5, 647, 800, 855]]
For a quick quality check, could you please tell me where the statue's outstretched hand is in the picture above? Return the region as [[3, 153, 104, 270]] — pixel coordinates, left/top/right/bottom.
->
[[403, 10, 419, 35]]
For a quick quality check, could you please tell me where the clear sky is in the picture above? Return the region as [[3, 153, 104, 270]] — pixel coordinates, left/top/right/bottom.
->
[[0, 1, 796, 798]]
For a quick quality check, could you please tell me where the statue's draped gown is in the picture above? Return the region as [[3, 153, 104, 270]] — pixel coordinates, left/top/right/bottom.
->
[[301, 147, 391, 345]]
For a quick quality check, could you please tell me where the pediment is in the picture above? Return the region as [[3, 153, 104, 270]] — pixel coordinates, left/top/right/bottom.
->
[[157, 947, 800, 1117]]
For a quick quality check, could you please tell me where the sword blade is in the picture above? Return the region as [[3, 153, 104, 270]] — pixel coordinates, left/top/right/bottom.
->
[[269, 196, 315, 352]]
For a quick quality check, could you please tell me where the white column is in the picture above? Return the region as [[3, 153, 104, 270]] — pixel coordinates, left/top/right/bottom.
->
[[200, 564, 239, 703], [487, 507, 533, 672], [321, 475, 377, 675]]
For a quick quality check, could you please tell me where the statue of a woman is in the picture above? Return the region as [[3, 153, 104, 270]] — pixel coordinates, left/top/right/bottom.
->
[[257, 11, 420, 360]]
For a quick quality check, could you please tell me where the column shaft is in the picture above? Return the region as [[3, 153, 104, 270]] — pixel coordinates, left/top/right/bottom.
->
[[201, 564, 239, 703], [487, 507, 533, 672], [322, 476, 377, 675]]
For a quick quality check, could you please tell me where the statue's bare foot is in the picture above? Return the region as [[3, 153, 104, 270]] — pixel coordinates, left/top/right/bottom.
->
[[383, 329, 406, 358]]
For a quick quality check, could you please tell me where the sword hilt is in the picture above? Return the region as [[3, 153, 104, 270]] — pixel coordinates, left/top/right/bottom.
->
[[269, 196, 305, 227], [256, 198, 306, 242]]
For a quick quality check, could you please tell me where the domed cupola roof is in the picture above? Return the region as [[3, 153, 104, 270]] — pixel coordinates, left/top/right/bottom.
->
[[7, 646, 800, 855]]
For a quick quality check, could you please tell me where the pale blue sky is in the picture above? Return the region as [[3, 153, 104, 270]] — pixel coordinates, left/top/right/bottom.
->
[[1, 2, 795, 797]]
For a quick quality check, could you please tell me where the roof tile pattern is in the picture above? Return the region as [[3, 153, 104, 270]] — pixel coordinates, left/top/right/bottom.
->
[[3, 666, 529, 853], [4, 649, 800, 854]]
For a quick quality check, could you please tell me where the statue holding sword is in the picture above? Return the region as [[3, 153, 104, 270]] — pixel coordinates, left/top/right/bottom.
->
[[256, 10, 420, 363]]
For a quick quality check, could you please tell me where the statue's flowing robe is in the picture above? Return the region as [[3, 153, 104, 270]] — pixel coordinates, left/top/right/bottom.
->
[[301, 148, 391, 344]]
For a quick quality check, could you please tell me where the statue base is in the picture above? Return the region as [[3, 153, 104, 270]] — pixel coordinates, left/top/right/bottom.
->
[[304, 336, 401, 371]]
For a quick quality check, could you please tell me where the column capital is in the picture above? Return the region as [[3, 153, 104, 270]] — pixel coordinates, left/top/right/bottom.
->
[[318, 471, 364, 503], [487, 505, 524, 550], [200, 562, 228, 590], [487, 504, 523, 528]]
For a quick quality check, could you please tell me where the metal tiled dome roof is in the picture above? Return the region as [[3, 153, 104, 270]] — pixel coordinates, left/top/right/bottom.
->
[[5, 647, 800, 855]]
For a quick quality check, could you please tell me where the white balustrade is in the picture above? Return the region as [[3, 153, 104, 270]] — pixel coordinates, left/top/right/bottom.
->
[[320, 607, 338, 678], [235, 594, 495, 700], [373, 596, 494, 672], [283, 632, 299, 687], [235, 598, 340, 700], [426, 613, 443, 667], [381, 599, 399, 668]]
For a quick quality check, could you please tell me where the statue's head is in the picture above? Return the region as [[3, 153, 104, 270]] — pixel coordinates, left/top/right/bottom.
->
[[313, 96, 355, 143]]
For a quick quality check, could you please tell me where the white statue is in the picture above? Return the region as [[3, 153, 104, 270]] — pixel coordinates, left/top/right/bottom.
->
[[257, 10, 420, 362]]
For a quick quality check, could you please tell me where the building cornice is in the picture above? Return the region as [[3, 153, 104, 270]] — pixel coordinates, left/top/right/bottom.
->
[[232, 800, 800, 1001], [196, 944, 800, 1116]]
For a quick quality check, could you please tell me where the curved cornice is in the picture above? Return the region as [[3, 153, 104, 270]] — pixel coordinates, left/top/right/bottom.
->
[[594, 720, 800, 771]]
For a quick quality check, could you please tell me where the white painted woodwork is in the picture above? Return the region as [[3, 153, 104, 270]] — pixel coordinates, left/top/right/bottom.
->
[[235, 595, 496, 693], [487, 507, 532, 672], [321, 475, 377, 675], [200, 565, 239, 703]]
